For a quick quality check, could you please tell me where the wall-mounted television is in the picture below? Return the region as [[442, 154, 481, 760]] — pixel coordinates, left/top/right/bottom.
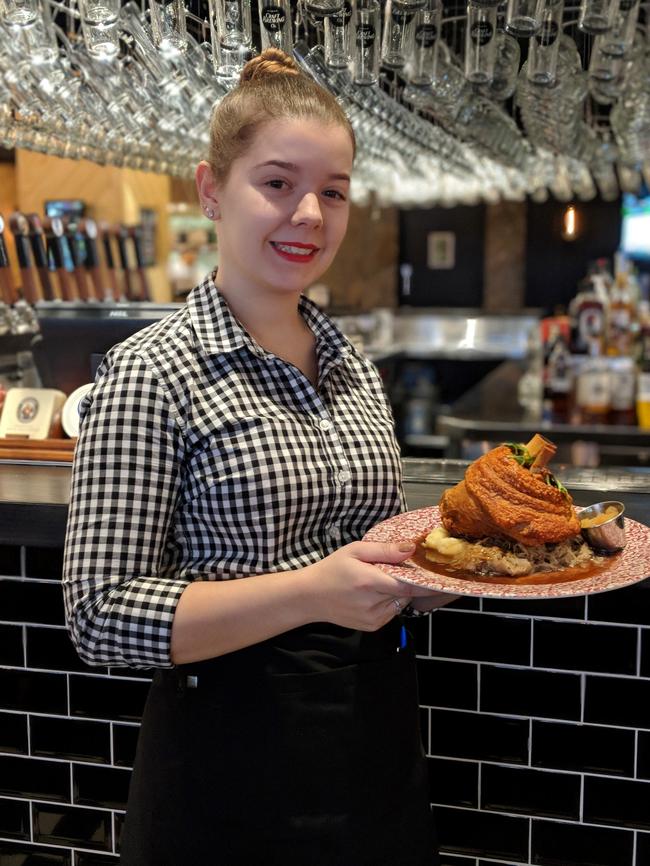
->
[[620, 189, 650, 261]]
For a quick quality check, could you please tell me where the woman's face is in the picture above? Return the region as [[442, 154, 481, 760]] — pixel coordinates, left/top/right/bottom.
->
[[203, 117, 354, 299]]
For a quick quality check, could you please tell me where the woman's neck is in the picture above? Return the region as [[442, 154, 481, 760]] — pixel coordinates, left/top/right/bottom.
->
[[214, 277, 310, 351]]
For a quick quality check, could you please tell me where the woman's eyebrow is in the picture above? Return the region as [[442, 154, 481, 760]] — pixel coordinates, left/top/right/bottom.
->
[[254, 159, 350, 182]]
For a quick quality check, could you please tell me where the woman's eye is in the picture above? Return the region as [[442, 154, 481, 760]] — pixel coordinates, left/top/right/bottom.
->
[[266, 179, 288, 190], [323, 189, 347, 201]]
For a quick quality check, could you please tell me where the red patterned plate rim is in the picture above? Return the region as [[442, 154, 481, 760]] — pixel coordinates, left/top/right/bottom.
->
[[363, 506, 650, 599]]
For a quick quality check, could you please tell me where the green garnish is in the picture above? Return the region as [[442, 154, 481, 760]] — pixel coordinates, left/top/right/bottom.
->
[[504, 442, 534, 468], [545, 472, 569, 497], [504, 442, 569, 498]]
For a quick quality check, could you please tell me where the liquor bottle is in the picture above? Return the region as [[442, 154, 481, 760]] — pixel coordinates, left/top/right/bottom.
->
[[544, 324, 572, 419], [569, 270, 608, 356], [607, 268, 636, 356], [637, 300, 650, 430], [608, 356, 637, 425], [576, 343, 611, 424]]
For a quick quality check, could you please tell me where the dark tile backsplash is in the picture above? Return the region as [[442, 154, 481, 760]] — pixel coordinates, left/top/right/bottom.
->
[[417, 659, 478, 710], [636, 832, 650, 866], [73, 765, 131, 811], [640, 629, 650, 678], [533, 620, 637, 675], [532, 720, 635, 776], [482, 595, 586, 620], [587, 581, 650, 625], [32, 802, 112, 851], [480, 666, 581, 721], [0, 579, 66, 626], [69, 675, 149, 724], [0, 798, 30, 841], [24, 547, 65, 581], [0, 712, 28, 755], [429, 709, 529, 765], [74, 854, 120, 865], [481, 765, 580, 821], [26, 627, 104, 675], [0, 669, 67, 716], [0, 624, 24, 667], [111, 725, 139, 769], [435, 806, 529, 861], [0, 840, 73, 865], [585, 675, 650, 729], [427, 758, 478, 808], [3, 538, 650, 866], [531, 819, 634, 866], [30, 717, 111, 765], [0, 755, 70, 802], [429, 612, 531, 666], [583, 776, 650, 831], [638, 731, 650, 780], [0, 545, 22, 577]]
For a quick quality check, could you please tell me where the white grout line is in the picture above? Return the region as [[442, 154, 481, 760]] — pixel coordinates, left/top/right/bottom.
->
[[422, 657, 650, 682], [637, 627, 643, 678], [634, 729, 639, 781], [579, 773, 584, 822]]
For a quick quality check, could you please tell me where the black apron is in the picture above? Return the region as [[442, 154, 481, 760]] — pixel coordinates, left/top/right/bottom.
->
[[119, 619, 439, 866]]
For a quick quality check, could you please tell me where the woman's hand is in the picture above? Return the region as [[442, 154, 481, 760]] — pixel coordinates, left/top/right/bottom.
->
[[297, 541, 444, 632]]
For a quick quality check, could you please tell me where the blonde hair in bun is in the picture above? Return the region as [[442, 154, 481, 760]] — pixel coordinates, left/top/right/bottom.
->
[[207, 48, 355, 185], [238, 47, 301, 82]]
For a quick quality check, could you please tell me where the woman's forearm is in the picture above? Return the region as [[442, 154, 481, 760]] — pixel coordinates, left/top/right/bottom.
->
[[169, 570, 314, 665]]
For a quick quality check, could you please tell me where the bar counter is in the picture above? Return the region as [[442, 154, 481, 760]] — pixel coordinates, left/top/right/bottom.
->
[[1, 458, 650, 866], [436, 360, 650, 460]]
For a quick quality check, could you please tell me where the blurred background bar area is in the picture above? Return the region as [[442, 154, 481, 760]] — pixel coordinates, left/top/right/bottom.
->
[[1, 1, 650, 864]]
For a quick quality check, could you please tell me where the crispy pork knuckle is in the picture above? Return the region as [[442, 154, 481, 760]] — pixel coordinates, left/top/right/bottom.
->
[[439, 445, 581, 546]]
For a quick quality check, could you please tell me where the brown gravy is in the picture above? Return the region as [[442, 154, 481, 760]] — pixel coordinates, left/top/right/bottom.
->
[[409, 533, 614, 586]]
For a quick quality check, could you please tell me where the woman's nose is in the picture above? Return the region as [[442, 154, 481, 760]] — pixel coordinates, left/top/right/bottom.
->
[[291, 192, 323, 228]]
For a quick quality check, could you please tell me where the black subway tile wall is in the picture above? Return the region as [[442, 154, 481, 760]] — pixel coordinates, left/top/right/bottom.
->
[[2, 544, 650, 865]]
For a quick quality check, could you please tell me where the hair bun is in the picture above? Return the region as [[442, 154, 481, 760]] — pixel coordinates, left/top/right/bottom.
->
[[239, 48, 301, 83]]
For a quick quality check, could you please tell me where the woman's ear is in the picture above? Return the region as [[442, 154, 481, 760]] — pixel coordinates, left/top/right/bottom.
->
[[195, 161, 220, 220]]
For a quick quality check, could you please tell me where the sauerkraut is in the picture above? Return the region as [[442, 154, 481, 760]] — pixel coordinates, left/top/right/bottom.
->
[[422, 525, 601, 577]]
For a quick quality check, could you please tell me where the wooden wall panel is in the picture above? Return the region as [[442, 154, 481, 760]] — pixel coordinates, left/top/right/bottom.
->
[[0, 162, 20, 286]]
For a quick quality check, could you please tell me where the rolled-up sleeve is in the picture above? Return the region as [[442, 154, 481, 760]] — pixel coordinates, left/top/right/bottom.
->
[[62, 349, 188, 669]]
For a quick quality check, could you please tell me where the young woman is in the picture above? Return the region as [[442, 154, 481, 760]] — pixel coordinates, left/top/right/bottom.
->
[[63, 48, 452, 866]]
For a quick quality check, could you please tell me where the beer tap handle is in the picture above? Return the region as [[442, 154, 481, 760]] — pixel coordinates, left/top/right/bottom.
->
[[129, 225, 152, 302], [0, 215, 19, 305], [80, 218, 107, 301], [98, 221, 122, 301], [8, 212, 40, 305], [45, 217, 76, 301], [64, 218, 92, 301], [115, 225, 136, 301], [26, 213, 56, 301]]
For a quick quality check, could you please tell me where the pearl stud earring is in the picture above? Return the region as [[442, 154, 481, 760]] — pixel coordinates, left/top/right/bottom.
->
[[204, 207, 215, 219]]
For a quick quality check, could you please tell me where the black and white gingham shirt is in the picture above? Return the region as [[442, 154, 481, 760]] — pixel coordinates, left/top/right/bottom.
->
[[63, 273, 406, 669]]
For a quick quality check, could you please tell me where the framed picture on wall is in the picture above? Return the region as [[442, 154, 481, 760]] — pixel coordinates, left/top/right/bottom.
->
[[427, 231, 456, 269]]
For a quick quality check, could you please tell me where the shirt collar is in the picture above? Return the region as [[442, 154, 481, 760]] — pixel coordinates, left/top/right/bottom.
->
[[188, 271, 352, 364]]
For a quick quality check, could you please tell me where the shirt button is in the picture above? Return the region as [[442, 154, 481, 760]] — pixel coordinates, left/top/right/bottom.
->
[[338, 469, 351, 483], [328, 525, 342, 538], [319, 418, 332, 431]]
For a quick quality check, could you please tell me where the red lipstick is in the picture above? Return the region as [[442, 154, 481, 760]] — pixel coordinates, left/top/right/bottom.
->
[[270, 241, 319, 264]]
